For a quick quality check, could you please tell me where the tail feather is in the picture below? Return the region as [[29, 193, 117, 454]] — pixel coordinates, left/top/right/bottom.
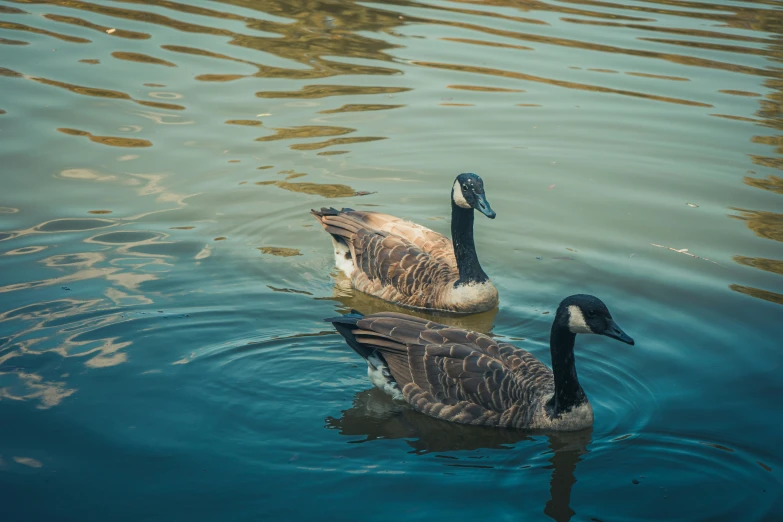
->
[[310, 207, 356, 219], [325, 311, 375, 360], [311, 208, 360, 255], [310, 207, 340, 218]]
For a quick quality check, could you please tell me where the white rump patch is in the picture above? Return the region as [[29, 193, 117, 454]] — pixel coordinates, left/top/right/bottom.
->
[[367, 354, 403, 400], [567, 305, 593, 334], [452, 179, 471, 209], [331, 238, 355, 277]]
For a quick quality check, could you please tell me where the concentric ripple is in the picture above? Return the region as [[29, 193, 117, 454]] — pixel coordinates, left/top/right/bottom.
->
[[1, 0, 782, 520]]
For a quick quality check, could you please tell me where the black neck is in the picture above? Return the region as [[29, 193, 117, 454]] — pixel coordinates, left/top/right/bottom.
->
[[546, 323, 586, 417], [451, 201, 489, 286]]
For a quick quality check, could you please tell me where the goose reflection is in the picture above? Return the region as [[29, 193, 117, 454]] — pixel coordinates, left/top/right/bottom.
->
[[318, 275, 499, 334], [326, 388, 591, 522]]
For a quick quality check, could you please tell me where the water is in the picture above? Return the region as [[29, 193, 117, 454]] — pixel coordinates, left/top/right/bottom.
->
[[0, 0, 781, 519]]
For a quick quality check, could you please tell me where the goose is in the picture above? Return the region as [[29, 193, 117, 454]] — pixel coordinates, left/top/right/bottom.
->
[[326, 294, 634, 431], [311, 173, 498, 314]]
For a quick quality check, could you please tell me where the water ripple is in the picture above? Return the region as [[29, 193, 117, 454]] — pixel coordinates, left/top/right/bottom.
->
[[1, 0, 782, 518]]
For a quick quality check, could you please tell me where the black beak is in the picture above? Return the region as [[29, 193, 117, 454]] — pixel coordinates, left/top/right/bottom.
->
[[474, 193, 496, 219], [603, 320, 634, 345]]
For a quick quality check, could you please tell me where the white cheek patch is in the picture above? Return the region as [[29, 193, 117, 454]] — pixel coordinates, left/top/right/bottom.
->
[[452, 180, 471, 209], [567, 305, 593, 334]]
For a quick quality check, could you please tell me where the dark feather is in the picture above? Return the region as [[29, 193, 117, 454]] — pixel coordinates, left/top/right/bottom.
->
[[327, 311, 558, 428], [312, 208, 496, 312]]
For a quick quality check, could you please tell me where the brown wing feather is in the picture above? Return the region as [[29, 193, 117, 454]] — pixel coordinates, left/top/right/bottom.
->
[[311, 208, 453, 262], [312, 208, 459, 310], [339, 210, 455, 266], [354, 229, 457, 307], [351, 313, 555, 428]]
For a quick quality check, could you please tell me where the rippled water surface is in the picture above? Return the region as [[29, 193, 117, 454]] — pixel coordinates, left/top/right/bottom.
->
[[1, 0, 782, 519]]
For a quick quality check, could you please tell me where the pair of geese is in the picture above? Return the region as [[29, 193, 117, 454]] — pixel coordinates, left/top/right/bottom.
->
[[312, 173, 634, 431]]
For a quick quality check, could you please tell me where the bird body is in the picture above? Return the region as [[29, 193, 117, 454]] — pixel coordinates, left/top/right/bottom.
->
[[326, 295, 633, 431], [312, 173, 498, 314]]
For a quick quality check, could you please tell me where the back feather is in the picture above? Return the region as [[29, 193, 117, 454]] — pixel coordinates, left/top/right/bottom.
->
[[326, 311, 556, 428]]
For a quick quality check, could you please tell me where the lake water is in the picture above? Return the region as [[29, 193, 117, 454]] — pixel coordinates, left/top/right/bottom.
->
[[1, 0, 782, 520]]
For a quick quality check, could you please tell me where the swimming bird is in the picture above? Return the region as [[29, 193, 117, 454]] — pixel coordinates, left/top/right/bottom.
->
[[326, 294, 634, 431], [311, 173, 498, 314]]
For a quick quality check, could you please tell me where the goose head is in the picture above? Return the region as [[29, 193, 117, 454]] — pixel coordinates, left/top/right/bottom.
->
[[452, 173, 495, 219], [556, 294, 634, 345]]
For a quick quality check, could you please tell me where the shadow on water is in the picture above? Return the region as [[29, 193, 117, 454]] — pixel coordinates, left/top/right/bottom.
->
[[326, 387, 591, 522], [317, 274, 499, 333], [1, 0, 783, 519]]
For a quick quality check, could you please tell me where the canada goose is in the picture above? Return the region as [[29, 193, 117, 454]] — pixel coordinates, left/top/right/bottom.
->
[[326, 294, 634, 431], [311, 173, 498, 314]]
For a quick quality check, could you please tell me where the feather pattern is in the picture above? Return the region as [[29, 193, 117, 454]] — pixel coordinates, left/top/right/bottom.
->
[[311, 207, 498, 313], [328, 311, 593, 430]]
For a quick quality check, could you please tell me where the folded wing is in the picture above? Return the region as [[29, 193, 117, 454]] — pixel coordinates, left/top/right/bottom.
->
[[350, 312, 554, 426], [311, 208, 458, 308]]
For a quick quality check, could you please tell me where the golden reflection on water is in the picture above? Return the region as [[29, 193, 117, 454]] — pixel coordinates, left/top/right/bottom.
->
[[0, 20, 90, 43], [0, 155, 202, 405], [0, 371, 75, 410], [27, 75, 187, 113], [625, 72, 689, 82], [0, 298, 120, 408], [0, 212, 186, 383], [729, 285, 783, 306], [319, 104, 405, 114], [0, 0, 781, 420], [259, 247, 303, 257], [730, 209, 783, 244], [448, 84, 525, 93], [720, 90, 762, 97], [56, 128, 153, 148], [6, 0, 407, 82], [0, 7, 782, 520], [256, 85, 411, 99], [256, 125, 357, 142], [733, 256, 783, 277], [0, 5, 26, 14], [744, 175, 783, 195], [256, 180, 362, 198], [289, 136, 386, 151], [0, 67, 21, 78], [43, 13, 150, 40], [11, 457, 43, 468], [414, 61, 713, 107], [111, 51, 177, 67], [226, 119, 263, 126], [727, 15, 783, 306]]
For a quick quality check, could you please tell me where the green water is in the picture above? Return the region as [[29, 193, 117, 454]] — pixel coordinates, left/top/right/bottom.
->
[[0, 0, 781, 520]]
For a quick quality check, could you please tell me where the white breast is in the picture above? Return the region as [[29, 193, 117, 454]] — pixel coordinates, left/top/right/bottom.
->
[[530, 401, 594, 431], [448, 281, 498, 311]]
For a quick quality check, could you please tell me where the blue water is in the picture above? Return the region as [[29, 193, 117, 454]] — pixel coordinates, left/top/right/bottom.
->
[[1, 0, 782, 520]]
